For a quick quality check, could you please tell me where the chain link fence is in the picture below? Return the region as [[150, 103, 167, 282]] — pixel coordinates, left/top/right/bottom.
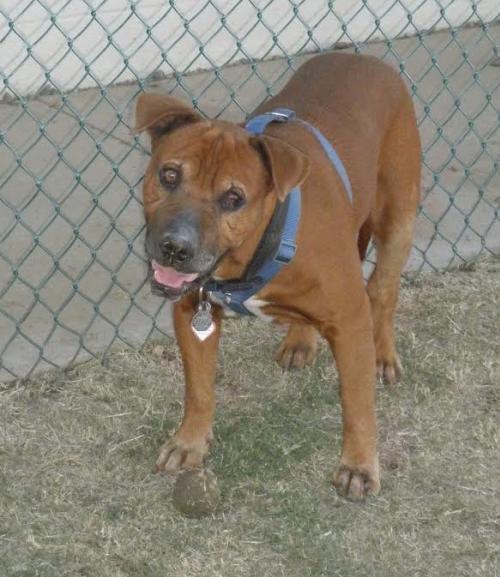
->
[[1, 1, 499, 381]]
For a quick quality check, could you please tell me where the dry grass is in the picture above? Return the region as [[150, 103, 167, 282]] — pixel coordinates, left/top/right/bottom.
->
[[1, 258, 499, 577]]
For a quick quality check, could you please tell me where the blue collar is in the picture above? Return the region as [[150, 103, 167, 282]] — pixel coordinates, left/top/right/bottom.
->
[[204, 108, 352, 315]]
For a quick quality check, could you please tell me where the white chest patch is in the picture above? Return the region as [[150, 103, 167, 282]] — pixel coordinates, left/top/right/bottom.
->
[[208, 293, 273, 321], [242, 296, 273, 322]]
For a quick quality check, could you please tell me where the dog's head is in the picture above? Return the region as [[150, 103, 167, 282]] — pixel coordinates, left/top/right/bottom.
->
[[135, 92, 309, 299]]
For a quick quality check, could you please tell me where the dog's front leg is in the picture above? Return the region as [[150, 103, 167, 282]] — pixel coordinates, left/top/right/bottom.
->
[[324, 294, 380, 501], [156, 294, 221, 473]]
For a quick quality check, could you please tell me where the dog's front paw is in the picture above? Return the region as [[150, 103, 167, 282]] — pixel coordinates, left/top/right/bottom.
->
[[155, 428, 212, 474], [332, 460, 380, 501]]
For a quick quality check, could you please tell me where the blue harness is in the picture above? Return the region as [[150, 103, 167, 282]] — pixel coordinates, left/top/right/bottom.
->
[[204, 108, 352, 315]]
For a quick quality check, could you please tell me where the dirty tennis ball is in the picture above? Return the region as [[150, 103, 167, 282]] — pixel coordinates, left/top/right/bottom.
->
[[172, 468, 220, 517]]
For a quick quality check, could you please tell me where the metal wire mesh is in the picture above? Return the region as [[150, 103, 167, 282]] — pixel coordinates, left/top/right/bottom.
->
[[1, 1, 499, 381]]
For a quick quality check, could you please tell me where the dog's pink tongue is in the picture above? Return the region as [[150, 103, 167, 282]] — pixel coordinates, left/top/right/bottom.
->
[[152, 261, 198, 288]]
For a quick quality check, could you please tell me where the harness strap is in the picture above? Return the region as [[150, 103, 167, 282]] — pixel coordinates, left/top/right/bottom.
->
[[246, 108, 353, 202]]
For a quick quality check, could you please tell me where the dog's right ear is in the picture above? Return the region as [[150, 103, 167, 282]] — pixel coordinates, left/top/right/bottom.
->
[[134, 92, 202, 146]]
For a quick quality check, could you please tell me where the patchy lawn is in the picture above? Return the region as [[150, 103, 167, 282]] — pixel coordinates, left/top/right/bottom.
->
[[1, 258, 499, 577]]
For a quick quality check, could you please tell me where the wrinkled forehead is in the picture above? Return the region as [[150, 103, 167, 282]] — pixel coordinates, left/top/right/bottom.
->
[[152, 121, 264, 193]]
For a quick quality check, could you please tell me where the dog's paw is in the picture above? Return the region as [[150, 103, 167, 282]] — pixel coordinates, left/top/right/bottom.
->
[[276, 325, 318, 370], [276, 341, 316, 370], [376, 353, 402, 385], [276, 344, 315, 370], [155, 430, 212, 474], [332, 462, 380, 501]]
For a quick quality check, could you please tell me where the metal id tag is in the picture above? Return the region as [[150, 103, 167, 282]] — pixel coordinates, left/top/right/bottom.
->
[[191, 288, 215, 341]]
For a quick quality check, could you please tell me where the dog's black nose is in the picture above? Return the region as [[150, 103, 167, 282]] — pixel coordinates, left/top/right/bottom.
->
[[160, 233, 194, 265]]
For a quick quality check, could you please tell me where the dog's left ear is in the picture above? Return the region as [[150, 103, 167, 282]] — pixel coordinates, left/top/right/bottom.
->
[[134, 92, 202, 146], [251, 135, 310, 201]]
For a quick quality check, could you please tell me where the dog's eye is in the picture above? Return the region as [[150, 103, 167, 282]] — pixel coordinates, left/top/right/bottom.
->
[[218, 188, 246, 212], [159, 165, 181, 189]]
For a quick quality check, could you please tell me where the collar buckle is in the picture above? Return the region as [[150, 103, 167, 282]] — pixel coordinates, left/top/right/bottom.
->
[[267, 109, 295, 122], [275, 239, 296, 264]]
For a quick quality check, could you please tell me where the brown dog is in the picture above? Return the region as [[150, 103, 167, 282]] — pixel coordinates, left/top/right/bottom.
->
[[135, 53, 421, 501]]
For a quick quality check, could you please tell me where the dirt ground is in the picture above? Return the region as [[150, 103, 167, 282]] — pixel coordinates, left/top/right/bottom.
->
[[1, 258, 499, 577]]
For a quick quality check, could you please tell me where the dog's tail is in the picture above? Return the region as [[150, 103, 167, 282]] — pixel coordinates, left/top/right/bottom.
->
[[357, 219, 372, 261]]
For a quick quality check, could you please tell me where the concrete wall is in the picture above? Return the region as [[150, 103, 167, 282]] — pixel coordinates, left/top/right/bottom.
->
[[2, 0, 498, 96]]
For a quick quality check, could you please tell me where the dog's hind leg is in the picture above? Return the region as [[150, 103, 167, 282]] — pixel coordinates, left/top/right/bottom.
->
[[367, 96, 421, 384], [276, 324, 318, 370], [357, 218, 373, 261]]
